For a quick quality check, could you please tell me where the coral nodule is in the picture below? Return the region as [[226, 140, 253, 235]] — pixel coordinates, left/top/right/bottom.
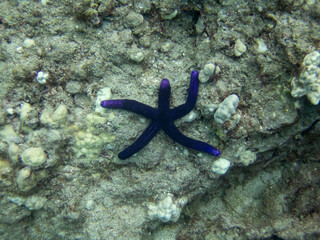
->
[[101, 70, 221, 160]]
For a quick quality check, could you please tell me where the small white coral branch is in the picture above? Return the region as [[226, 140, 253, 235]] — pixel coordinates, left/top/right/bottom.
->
[[148, 194, 187, 223]]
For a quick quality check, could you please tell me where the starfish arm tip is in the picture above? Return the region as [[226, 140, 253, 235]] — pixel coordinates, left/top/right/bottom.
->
[[160, 79, 170, 89], [210, 148, 221, 157], [191, 70, 199, 78], [101, 100, 123, 108], [118, 152, 128, 160]]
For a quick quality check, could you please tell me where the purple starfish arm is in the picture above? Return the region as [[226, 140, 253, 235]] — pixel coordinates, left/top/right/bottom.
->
[[118, 121, 161, 160], [101, 99, 157, 120], [170, 70, 199, 120], [163, 122, 221, 157], [158, 79, 171, 118]]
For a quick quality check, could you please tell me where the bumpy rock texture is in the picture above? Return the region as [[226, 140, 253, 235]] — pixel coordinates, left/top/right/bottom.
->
[[0, 0, 319, 239], [291, 51, 320, 105]]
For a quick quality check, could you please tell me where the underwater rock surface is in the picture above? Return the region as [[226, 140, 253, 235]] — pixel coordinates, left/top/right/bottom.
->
[[0, 0, 319, 239]]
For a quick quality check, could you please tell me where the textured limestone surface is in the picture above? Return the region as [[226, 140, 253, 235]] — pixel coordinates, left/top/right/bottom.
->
[[0, 0, 319, 239]]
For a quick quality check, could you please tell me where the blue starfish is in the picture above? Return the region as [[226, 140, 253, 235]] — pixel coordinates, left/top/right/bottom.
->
[[101, 70, 221, 160]]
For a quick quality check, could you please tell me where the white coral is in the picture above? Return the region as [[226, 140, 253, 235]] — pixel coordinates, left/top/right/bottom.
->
[[199, 63, 216, 83], [148, 194, 185, 223], [291, 51, 320, 105], [214, 94, 240, 124], [212, 158, 231, 174]]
